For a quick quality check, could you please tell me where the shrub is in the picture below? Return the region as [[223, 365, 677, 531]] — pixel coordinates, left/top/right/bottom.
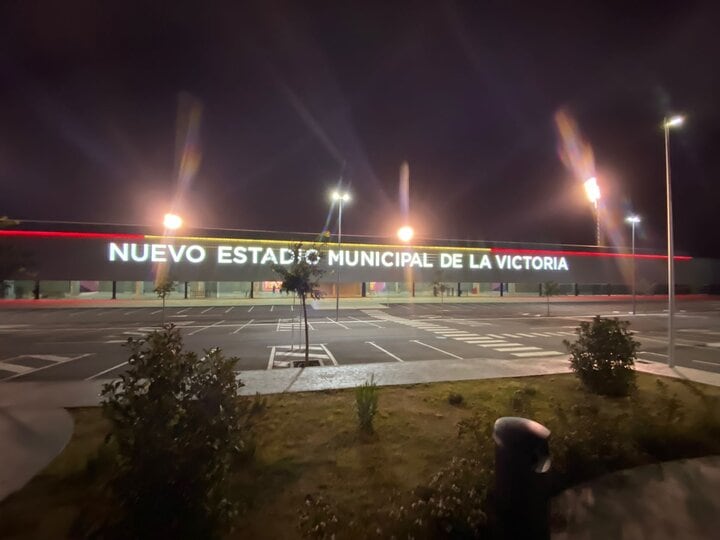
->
[[97, 324, 258, 539], [564, 316, 639, 396], [355, 375, 379, 434], [448, 392, 464, 406]]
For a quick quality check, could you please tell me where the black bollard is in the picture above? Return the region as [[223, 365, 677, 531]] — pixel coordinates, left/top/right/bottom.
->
[[493, 416, 551, 539]]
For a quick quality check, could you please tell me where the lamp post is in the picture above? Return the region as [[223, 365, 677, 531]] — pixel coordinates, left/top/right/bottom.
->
[[331, 191, 350, 321], [584, 177, 601, 245], [625, 215, 641, 315], [664, 115, 684, 368]]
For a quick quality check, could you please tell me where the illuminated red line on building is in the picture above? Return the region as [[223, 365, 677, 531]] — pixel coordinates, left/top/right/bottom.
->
[[0, 230, 145, 240], [490, 248, 692, 261]]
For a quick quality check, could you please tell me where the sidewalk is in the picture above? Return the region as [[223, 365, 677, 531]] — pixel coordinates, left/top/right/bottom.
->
[[1, 357, 720, 504]]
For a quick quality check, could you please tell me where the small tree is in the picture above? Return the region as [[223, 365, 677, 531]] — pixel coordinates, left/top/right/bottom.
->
[[355, 374, 379, 434], [99, 325, 257, 538], [154, 275, 176, 325], [433, 271, 448, 304], [564, 316, 640, 396], [543, 281, 560, 316], [272, 243, 324, 367]]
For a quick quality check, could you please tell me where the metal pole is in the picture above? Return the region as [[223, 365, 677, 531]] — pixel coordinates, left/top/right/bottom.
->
[[631, 221, 637, 315], [335, 201, 342, 322], [594, 201, 600, 246], [664, 120, 675, 367]]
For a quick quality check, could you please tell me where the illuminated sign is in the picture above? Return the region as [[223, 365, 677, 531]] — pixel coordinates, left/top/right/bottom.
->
[[107, 242, 570, 271]]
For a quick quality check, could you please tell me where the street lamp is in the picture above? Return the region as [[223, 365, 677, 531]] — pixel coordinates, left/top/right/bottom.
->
[[331, 190, 351, 321], [664, 115, 684, 367], [584, 176, 601, 245], [625, 215, 641, 315], [397, 225, 414, 243], [163, 213, 183, 230]]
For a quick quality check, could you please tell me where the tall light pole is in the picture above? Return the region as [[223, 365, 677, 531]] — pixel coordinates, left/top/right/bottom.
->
[[664, 115, 684, 368], [584, 176, 601, 245], [331, 190, 350, 321], [625, 215, 641, 315]]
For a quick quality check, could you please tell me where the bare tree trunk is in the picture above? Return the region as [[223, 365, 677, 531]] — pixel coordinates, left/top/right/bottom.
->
[[162, 295, 166, 325], [546, 295, 550, 317], [301, 293, 309, 367]]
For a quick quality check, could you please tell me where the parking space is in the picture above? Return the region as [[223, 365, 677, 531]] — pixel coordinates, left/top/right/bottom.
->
[[1, 298, 719, 380]]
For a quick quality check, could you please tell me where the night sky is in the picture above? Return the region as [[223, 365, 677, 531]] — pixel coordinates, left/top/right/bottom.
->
[[2, 1, 719, 255]]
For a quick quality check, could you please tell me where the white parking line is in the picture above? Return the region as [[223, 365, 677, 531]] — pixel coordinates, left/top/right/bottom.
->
[[326, 317, 350, 330], [476, 342, 518, 347], [177, 308, 191, 314], [452, 335, 483, 341], [188, 320, 226, 336], [232, 319, 254, 334], [123, 311, 135, 316], [464, 339, 505, 344], [319, 344, 339, 365], [202, 307, 214, 314], [366, 341, 404, 362], [487, 334, 506, 339], [86, 361, 128, 380], [248, 306, 255, 312], [411, 340, 463, 359], [348, 316, 382, 328], [267, 347, 276, 370], [151, 309, 162, 315], [270, 305, 274, 312], [495, 346, 541, 352], [512, 351, 564, 358], [517, 333, 539, 338], [693, 359, 720, 367]]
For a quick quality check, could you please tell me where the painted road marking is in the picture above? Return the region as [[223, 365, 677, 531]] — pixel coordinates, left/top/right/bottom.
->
[[487, 334, 506, 339], [188, 320, 226, 336], [268, 344, 330, 369], [517, 333, 539, 338], [495, 346, 541, 352], [232, 319, 254, 334], [511, 350, 564, 358], [86, 361, 128, 380], [105, 339, 127, 344], [248, 306, 255, 312], [411, 340, 463, 359], [366, 341, 404, 362], [348, 316, 382, 328], [123, 311, 135, 316], [475, 342, 512, 347], [225, 307, 234, 314], [151, 309, 162, 315], [451, 335, 482, 341], [201, 307, 214, 314], [707, 343, 720, 348], [327, 317, 350, 330], [463, 339, 506, 344], [693, 359, 720, 367], [177, 308, 191, 314], [319, 344, 339, 366], [0, 353, 93, 381], [270, 305, 274, 312]]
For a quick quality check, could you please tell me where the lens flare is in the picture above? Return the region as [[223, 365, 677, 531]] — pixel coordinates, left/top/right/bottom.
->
[[554, 109, 596, 182]]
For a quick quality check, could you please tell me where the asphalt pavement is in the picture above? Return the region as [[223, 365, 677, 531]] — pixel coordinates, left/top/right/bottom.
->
[[1, 297, 719, 381]]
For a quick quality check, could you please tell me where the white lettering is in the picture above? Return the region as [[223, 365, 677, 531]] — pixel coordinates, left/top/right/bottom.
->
[[218, 246, 232, 264], [532, 256, 543, 270], [512, 256, 522, 270], [131, 244, 149, 262], [248, 247, 262, 264], [452, 253, 463, 269], [361, 251, 375, 267], [422, 253, 433, 268], [168, 245, 186, 263], [305, 249, 320, 265], [410, 253, 423, 268], [381, 251, 394, 267], [260, 248, 278, 265], [328, 250, 342, 266], [108, 242, 129, 262], [279, 248, 294, 264], [233, 246, 248, 264], [400, 252, 412, 267], [479, 254, 492, 269], [345, 250, 359, 266], [495, 255, 508, 269], [185, 245, 206, 263], [558, 257, 569, 271], [440, 253, 453, 268], [543, 256, 553, 270], [150, 244, 167, 262]]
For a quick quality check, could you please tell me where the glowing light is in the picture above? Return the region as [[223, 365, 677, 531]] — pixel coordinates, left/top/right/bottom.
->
[[163, 213, 183, 230], [665, 116, 685, 128], [554, 109, 596, 184], [397, 225, 414, 243], [584, 177, 601, 204], [331, 191, 351, 202], [626, 215, 641, 224]]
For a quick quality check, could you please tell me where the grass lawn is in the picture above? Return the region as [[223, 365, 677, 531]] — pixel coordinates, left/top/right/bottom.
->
[[1, 373, 720, 538]]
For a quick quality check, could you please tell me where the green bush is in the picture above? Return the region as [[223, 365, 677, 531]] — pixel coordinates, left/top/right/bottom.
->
[[355, 375, 379, 434], [97, 324, 258, 539], [564, 316, 639, 396]]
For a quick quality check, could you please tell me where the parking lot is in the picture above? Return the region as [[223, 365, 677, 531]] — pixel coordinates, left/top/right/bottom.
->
[[1, 298, 720, 381]]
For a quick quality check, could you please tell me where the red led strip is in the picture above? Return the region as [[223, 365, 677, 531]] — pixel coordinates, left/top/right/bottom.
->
[[491, 247, 692, 261], [0, 230, 145, 240]]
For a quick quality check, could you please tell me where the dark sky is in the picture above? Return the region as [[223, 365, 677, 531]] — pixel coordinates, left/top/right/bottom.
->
[[2, 0, 719, 255]]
